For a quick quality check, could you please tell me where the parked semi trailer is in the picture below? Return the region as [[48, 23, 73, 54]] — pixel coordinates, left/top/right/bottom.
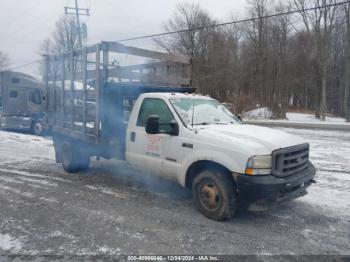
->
[[44, 42, 316, 220], [0, 71, 46, 135]]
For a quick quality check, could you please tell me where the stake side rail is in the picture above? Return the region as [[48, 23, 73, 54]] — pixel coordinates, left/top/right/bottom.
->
[[44, 42, 192, 143]]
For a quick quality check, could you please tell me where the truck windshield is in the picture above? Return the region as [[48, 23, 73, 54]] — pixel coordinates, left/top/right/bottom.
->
[[169, 97, 240, 126]]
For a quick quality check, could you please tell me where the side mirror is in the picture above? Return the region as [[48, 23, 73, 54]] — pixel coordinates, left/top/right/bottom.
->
[[145, 115, 160, 134], [168, 120, 179, 136], [145, 116, 180, 136]]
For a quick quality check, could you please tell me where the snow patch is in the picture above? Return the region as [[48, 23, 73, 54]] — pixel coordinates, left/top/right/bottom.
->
[[302, 186, 350, 211], [243, 108, 349, 123], [0, 233, 22, 252], [0, 184, 59, 203], [0, 174, 58, 188], [0, 168, 66, 183], [286, 113, 347, 123], [0, 176, 24, 185], [98, 246, 121, 255], [276, 127, 350, 216], [15, 176, 58, 187], [0, 130, 54, 163], [38, 197, 59, 204], [0, 184, 34, 198], [86, 185, 134, 199], [49, 230, 74, 239]]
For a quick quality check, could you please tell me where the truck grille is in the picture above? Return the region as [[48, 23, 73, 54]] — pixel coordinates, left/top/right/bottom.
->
[[272, 144, 310, 178]]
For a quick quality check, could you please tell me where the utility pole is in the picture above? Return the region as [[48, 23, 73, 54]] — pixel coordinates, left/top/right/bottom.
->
[[64, 0, 90, 48]]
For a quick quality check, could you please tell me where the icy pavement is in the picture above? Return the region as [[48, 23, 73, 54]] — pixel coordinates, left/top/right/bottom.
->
[[0, 128, 349, 257]]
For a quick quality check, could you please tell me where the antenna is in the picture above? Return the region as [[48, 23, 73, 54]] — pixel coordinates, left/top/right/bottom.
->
[[191, 99, 195, 127]]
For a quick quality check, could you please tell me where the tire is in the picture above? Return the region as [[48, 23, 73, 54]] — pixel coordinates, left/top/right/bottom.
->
[[61, 141, 90, 173], [192, 168, 237, 221], [32, 120, 44, 136]]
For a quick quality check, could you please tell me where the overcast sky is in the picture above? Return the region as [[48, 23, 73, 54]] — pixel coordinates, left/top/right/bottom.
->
[[0, 0, 246, 75]]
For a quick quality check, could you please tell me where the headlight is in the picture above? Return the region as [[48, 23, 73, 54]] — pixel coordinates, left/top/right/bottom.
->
[[245, 155, 272, 176]]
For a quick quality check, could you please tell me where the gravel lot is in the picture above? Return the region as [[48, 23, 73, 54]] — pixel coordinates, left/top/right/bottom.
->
[[0, 128, 349, 258]]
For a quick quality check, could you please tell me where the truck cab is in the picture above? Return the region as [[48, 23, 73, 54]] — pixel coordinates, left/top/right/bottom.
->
[[0, 71, 46, 135], [125, 92, 316, 220]]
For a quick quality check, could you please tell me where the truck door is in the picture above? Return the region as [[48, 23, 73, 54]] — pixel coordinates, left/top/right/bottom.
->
[[27, 89, 43, 115], [126, 97, 179, 180]]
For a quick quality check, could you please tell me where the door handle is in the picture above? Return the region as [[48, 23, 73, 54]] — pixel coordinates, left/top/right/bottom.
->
[[130, 132, 136, 142]]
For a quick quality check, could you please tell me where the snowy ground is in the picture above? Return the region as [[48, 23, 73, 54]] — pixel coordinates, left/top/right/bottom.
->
[[286, 113, 347, 123], [0, 128, 349, 258]]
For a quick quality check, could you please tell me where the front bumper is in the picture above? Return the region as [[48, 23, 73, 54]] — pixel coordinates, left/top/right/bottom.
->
[[235, 163, 316, 211]]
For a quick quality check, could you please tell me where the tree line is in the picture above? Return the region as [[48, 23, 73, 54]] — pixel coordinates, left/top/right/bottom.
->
[[156, 0, 350, 121], [9, 0, 350, 121]]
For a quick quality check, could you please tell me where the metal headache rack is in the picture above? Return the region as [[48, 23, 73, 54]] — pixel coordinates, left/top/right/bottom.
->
[[43, 41, 192, 144]]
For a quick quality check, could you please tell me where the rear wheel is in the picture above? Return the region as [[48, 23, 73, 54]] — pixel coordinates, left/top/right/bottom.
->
[[61, 141, 90, 173], [192, 169, 237, 221]]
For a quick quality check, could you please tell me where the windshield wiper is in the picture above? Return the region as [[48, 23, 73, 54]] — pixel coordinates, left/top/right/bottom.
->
[[194, 122, 229, 126], [193, 122, 212, 126]]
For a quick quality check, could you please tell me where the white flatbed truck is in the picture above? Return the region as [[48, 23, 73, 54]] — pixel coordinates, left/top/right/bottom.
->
[[44, 42, 316, 220]]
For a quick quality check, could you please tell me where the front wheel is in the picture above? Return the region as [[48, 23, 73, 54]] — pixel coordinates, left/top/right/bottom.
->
[[192, 169, 237, 221]]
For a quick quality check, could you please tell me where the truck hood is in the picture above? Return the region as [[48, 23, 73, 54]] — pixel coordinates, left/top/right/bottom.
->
[[196, 124, 306, 155]]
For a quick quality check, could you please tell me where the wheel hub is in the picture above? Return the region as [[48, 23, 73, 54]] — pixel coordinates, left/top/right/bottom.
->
[[200, 183, 221, 210], [35, 124, 42, 132], [33, 122, 43, 135]]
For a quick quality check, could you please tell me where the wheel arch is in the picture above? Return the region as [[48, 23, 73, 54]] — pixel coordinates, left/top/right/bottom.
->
[[185, 160, 235, 189]]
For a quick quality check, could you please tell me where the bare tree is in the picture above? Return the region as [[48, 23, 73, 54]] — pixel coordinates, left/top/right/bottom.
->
[[53, 16, 83, 54], [38, 15, 85, 77], [0, 51, 10, 71], [155, 3, 215, 93], [344, 3, 350, 121], [268, 2, 292, 118], [40, 15, 84, 57], [245, 0, 270, 105], [224, 19, 243, 110], [294, 0, 339, 120], [156, 3, 213, 57]]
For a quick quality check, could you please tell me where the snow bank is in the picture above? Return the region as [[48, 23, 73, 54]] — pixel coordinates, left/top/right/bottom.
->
[[243, 107, 273, 120]]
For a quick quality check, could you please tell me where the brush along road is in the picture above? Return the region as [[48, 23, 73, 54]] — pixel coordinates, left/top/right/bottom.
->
[[0, 128, 349, 256]]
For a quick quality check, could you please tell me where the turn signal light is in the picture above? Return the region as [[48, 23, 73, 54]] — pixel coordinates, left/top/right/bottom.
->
[[245, 168, 254, 176]]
